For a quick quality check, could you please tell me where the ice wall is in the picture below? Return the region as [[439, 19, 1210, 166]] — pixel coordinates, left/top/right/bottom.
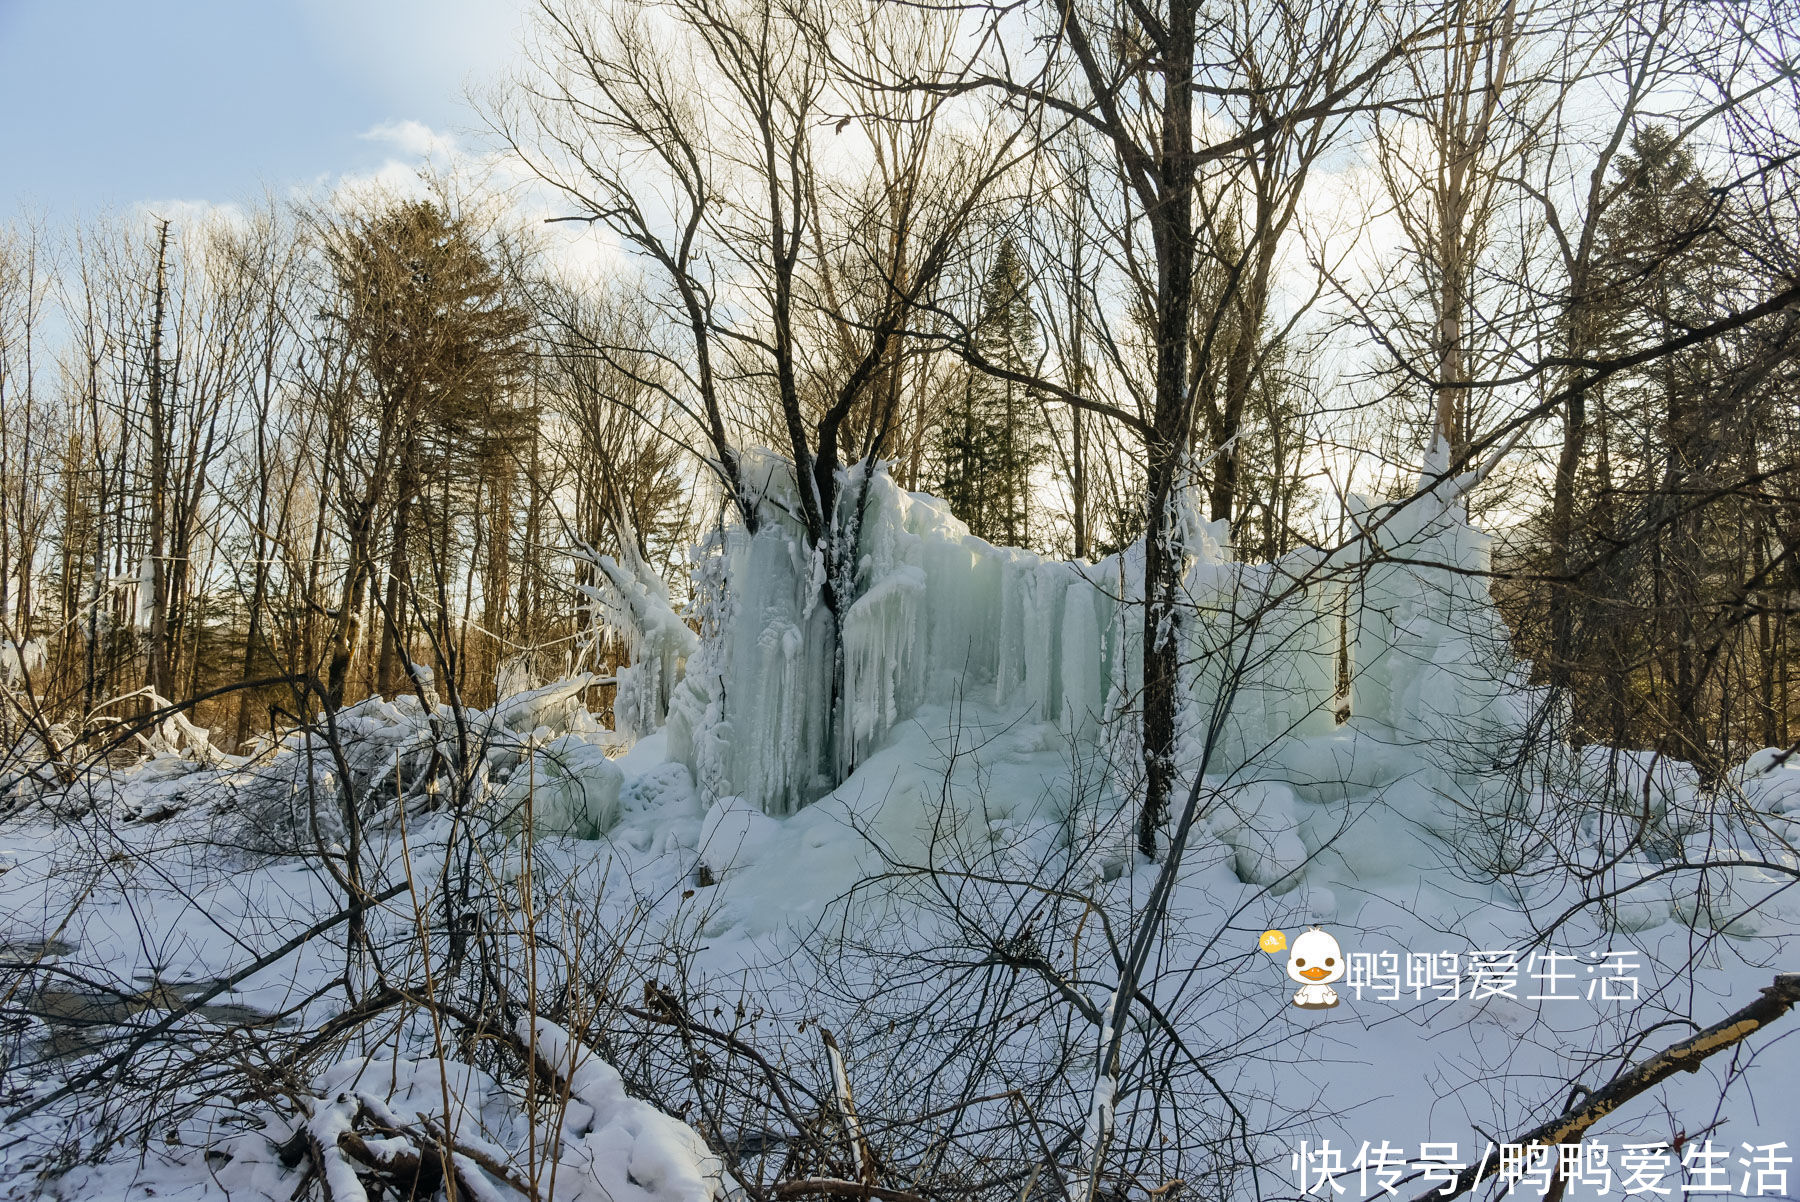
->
[[664, 458, 1137, 813], [662, 461, 1444, 814], [656, 445, 1522, 815], [1336, 443, 1527, 758]]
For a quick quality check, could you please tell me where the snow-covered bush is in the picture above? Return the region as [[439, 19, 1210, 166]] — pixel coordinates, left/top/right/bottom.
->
[[197, 1024, 727, 1202], [216, 677, 624, 855]]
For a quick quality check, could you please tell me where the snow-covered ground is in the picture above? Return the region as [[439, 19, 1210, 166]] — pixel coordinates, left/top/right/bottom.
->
[[1, 463, 1796, 1200]]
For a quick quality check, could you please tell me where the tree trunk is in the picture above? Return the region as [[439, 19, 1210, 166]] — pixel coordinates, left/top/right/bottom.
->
[[1546, 382, 1586, 694], [377, 481, 414, 700], [235, 314, 279, 748], [1139, 0, 1200, 857], [145, 220, 174, 705], [327, 483, 378, 709]]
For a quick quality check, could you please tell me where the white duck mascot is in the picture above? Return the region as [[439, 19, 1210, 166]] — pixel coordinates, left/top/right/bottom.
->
[[1287, 926, 1346, 1009]]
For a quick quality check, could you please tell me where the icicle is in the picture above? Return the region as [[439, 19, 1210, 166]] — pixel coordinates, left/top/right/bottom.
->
[[666, 442, 1527, 813], [575, 542, 699, 744]]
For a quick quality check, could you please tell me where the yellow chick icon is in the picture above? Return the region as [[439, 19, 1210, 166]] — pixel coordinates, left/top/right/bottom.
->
[[1259, 929, 1286, 954]]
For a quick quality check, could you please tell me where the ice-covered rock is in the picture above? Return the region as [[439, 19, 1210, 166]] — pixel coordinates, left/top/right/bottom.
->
[[494, 734, 623, 840], [1207, 779, 1306, 890]]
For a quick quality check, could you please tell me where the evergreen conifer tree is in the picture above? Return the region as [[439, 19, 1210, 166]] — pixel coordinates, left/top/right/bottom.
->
[[1515, 126, 1794, 777], [938, 238, 1046, 546]]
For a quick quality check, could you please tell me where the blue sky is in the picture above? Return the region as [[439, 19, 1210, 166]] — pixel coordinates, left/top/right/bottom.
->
[[0, 0, 529, 220]]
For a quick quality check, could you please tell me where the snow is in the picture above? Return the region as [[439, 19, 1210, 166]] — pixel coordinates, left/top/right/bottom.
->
[[306, 1093, 372, 1202], [0, 638, 44, 684], [225, 1040, 725, 1202], [2, 448, 1797, 1200], [521, 1017, 728, 1202]]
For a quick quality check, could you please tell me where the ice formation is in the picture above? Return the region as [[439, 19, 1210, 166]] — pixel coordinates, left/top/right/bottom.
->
[[662, 445, 1521, 817], [577, 538, 699, 743], [218, 677, 623, 846], [0, 637, 45, 684], [1333, 440, 1522, 751]]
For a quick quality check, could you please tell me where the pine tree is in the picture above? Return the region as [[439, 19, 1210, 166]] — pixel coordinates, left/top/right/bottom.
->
[[1513, 126, 1800, 777], [938, 239, 1047, 547], [319, 200, 530, 703]]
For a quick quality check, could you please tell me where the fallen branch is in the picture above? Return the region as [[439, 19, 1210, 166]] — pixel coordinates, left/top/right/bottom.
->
[[1412, 973, 1800, 1202], [821, 1028, 873, 1185], [771, 1178, 926, 1202]]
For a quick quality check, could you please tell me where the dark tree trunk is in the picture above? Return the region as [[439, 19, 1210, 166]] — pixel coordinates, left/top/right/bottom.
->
[[377, 478, 414, 700], [1139, 0, 1200, 857], [1547, 384, 1586, 694], [145, 220, 174, 705]]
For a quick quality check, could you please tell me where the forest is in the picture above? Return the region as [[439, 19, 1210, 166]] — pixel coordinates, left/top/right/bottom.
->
[[0, 0, 1797, 1199]]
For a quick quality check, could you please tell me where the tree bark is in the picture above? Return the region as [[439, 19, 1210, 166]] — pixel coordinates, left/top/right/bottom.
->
[[376, 460, 416, 700], [1139, 0, 1201, 857]]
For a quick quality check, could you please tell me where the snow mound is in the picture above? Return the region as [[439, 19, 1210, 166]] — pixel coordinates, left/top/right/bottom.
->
[[523, 1017, 728, 1202]]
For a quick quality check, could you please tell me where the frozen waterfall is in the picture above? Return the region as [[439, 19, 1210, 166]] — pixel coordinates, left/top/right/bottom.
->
[[654, 447, 1523, 815]]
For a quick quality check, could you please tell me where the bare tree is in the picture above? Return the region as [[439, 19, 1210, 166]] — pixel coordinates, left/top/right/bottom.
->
[[498, 0, 1021, 801], [920, 0, 1447, 853]]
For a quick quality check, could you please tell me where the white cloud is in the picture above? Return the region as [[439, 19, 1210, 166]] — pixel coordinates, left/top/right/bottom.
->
[[360, 119, 459, 161], [133, 197, 253, 236]]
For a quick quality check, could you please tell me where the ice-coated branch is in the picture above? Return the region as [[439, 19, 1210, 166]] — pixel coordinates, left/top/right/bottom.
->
[[1068, 986, 1121, 1202], [821, 1028, 872, 1185], [574, 537, 697, 741]]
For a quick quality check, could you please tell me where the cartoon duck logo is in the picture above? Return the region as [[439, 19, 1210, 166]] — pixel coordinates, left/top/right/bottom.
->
[[1280, 926, 1346, 1009]]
